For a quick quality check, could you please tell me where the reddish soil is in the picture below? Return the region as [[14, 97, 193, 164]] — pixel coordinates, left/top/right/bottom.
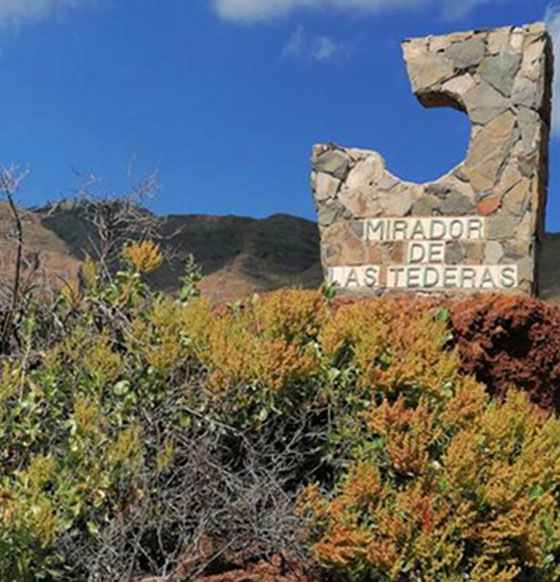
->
[[136, 556, 325, 582], [195, 556, 324, 582]]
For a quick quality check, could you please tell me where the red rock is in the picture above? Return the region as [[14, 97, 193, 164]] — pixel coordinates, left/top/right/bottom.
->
[[477, 194, 501, 215]]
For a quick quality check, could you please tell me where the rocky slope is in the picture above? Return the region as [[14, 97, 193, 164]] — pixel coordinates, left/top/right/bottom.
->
[[540, 234, 560, 303], [152, 212, 323, 302]]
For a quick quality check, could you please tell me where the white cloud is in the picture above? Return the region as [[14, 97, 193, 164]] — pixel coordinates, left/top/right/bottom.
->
[[0, 0, 93, 27], [546, 5, 560, 138], [441, 0, 505, 20], [282, 24, 305, 56], [311, 35, 339, 60], [212, 0, 501, 23], [282, 25, 344, 61]]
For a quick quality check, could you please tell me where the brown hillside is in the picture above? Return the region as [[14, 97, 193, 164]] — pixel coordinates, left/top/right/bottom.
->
[[38, 205, 322, 302], [0, 201, 80, 292], [151, 213, 323, 302], [540, 233, 560, 302]]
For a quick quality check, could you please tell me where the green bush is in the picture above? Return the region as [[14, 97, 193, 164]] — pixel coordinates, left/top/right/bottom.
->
[[0, 243, 335, 580]]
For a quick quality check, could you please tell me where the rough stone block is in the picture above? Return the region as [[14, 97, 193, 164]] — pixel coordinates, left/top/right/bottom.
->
[[446, 37, 486, 69], [478, 53, 522, 97], [312, 150, 350, 179]]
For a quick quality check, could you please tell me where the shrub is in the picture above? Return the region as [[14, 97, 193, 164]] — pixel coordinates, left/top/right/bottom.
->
[[301, 386, 560, 582], [451, 294, 560, 411], [0, 246, 335, 581], [3, 248, 560, 582]]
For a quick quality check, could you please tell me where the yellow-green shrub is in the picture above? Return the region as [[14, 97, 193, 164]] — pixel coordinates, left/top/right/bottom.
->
[[174, 291, 326, 404], [301, 385, 560, 582], [320, 299, 457, 396]]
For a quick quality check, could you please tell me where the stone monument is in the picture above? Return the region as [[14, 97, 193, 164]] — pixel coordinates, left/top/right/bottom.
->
[[311, 23, 553, 296]]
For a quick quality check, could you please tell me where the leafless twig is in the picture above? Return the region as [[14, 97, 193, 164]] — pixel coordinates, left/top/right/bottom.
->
[[0, 164, 30, 353]]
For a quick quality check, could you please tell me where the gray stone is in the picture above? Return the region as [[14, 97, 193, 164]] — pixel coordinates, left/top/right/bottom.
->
[[322, 221, 349, 246], [406, 53, 455, 94], [517, 257, 534, 284], [503, 239, 529, 259], [503, 180, 529, 216], [478, 53, 522, 96], [350, 220, 365, 238], [522, 38, 546, 82], [402, 38, 428, 61], [484, 241, 504, 263], [465, 111, 517, 191], [446, 37, 486, 69], [448, 31, 474, 43], [317, 203, 341, 227], [425, 183, 451, 198], [339, 187, 382, 218], [411, 195, 440, 216], [512, 76, 538, 109], [535, 72, 546, 111], [496, 159, 523, 195], [440, 191, 475, 215], [345, 157, 383, 189], [338, 232, 366, 265], [313, 150, 350, 179], [488, 212, 518, 239], [453, 167, 470, 182], [379, 189, 413, 216], [518, 151, 538, 178], [324, 244, 339, 259], [510, 29, 525, 52], [430, 35, 450, 53], [314, 172, 341, 202], [348, 147, 375, 161], [446, 241, 465, 264], [381, 241, 406, 263], [464, 81, 510, 125], [464, 242, 485, 262], [377, 174, 399, 191], [487, 28, 514, 54], [445, 175, 476, 202], [515, 210, 533, 240], [442, 74, 475, 108]]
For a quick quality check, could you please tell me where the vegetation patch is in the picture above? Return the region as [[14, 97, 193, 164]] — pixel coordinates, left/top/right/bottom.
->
[[1, 242, 560, 581], [451, 294, 560, 411]]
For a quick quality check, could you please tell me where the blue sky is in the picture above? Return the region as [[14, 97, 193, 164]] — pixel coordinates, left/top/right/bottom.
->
[[0, 0, 558, 228]]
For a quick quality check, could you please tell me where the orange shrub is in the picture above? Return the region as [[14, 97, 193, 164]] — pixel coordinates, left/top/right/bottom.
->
[[176, 291, 326, 396], [301, 385, 560, 582]]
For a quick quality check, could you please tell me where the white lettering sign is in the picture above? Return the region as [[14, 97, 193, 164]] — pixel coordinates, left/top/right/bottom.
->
[[330, 216, 519, 291], [329, 265, 518, 290], [364, 217, 485, 242], [408, 241, 445, 264]]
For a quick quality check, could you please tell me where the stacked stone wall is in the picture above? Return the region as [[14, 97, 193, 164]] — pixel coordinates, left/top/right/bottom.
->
[[312, 23, 553, 296]]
